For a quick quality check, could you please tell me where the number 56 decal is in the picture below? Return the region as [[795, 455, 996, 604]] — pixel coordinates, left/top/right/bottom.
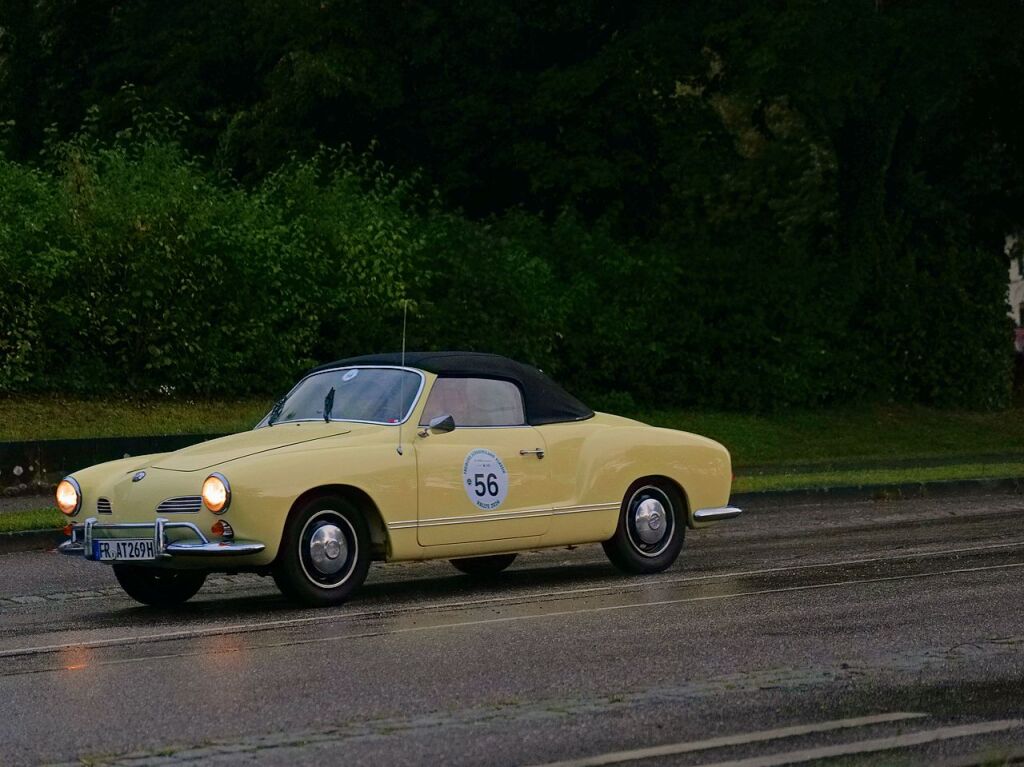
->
[[462, 449, 509, 510]]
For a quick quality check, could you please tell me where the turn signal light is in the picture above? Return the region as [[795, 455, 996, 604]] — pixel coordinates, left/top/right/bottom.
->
[[211, 520, 234, 539]]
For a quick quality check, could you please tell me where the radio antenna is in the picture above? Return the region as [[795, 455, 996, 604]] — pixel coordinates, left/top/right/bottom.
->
[[396, 299, 408, 456]]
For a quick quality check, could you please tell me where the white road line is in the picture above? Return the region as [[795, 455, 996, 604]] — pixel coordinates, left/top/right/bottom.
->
[[1, 538, 1019, 656], [522, 712, 926, 767], [3, 536, 1019, 632], [3, 559, 1023, 662], [539, 539, 1024, 595], [224, 561, 1024, 652], [675, 719, 1024, 767]]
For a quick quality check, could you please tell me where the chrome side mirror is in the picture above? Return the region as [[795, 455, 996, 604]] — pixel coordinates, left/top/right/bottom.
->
[[419, 413, 456, 438]]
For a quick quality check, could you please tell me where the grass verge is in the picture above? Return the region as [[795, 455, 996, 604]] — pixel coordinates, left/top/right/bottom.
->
[[0, 396, 271, 441], [733, 461, 1024, 493], [0, 507, 64, 534], [638, 406, 1024, 468]]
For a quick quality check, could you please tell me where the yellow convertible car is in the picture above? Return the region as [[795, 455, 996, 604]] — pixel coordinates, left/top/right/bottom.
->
[[58, 352, 741, 607]]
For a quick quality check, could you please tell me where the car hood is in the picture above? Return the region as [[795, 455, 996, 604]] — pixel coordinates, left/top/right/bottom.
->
[[150, 423, 358, 472]]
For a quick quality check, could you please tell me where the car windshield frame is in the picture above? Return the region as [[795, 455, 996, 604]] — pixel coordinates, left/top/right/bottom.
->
[[255, 366, 426, 428]]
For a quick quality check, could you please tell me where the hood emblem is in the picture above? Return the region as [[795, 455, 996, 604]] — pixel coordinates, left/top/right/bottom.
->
[[132, 471, 147, 483]]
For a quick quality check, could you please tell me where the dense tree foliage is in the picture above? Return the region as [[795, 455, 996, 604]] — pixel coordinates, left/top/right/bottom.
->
[[1, 1, 1022, 408]]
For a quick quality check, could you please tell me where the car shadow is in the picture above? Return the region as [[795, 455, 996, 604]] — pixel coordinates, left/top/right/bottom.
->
[[114, 559, 631, 624]]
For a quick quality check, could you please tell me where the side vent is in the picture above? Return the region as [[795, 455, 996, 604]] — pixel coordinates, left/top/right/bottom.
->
[[97, 498, 113, 514]]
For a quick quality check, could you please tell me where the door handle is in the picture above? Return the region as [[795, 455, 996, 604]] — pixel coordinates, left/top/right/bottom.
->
[[519, 448, 545, 459]]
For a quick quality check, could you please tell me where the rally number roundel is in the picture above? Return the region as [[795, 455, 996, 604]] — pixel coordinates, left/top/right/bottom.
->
[[463, 449, 509, 511]]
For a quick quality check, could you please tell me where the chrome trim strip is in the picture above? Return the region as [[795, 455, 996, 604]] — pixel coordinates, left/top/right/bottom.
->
[[254, 366, 427, 429], [387, 501, 620, 530], [692, 506, 743, 522], [418, 425, 535, 430], [551, 502, 620, 515]]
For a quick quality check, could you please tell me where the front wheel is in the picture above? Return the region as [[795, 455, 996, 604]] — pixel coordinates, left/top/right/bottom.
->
[[602, 480, 685, 574], [450, 553, 517, 576], [113, 565, 206, 607], [272, 496, 371, 607]]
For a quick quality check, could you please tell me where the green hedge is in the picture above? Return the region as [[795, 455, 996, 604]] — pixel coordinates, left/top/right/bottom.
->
[[0, 129, 1014, 409]]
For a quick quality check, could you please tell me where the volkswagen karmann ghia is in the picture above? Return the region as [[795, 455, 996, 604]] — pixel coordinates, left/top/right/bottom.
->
[[57, 352, 741, 607]]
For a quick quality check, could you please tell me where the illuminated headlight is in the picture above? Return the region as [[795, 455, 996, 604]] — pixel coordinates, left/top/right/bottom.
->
[[202, 473, 231, 514], [56, 477, 82, 516]]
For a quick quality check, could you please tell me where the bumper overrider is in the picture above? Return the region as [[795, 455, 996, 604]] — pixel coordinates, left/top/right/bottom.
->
[[59, 517, 266, 561]]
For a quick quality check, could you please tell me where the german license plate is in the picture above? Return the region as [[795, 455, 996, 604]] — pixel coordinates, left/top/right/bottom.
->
[[93, 539, 155, 561]]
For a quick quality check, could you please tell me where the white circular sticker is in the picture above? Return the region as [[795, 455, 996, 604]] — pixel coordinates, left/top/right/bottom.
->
[[341, 369, 359, 382], [463, 449, 509, 510]]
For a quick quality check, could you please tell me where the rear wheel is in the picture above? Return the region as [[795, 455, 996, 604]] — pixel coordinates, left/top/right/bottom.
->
[[602, 480, 685, 574], [272, 496, 371, 607], [113, 565, 206, 607], [449, 553, 517, 576]]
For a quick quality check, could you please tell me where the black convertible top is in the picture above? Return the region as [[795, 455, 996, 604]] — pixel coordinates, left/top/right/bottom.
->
[[309, 351, 594, 426]]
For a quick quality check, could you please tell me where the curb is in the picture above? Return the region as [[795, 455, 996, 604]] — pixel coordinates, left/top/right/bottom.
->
[[1, 476, 1022, 555], [0, 528, 64, 555], [732, 476, 1024, 508]]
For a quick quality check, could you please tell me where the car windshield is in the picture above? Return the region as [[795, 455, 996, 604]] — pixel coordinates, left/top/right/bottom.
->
[[258, 368, 422, 427]]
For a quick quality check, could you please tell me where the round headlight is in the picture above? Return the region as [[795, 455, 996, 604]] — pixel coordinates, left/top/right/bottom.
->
[[202, 473, 231, 513], [56, 477, 82, 516]]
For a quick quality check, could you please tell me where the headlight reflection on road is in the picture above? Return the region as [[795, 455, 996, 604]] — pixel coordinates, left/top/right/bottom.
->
[[58, 645, 92, 672]]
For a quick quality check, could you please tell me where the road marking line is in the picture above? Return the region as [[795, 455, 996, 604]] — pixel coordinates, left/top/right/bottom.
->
[[557, 539, 1024, 593], [522, 712, 926, 767], [12, 532, 1024, 610], [660, 720, 1024, 767], [3, 560, 1023, 662], [3, 536, 1019, 627], [232, 562, 1024, 651]]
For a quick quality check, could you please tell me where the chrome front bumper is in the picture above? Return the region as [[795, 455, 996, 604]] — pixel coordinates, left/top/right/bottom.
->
[[58, 517, 266, 560]]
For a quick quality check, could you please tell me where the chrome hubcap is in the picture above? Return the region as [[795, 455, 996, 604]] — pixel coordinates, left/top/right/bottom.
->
[[308, 523, 347, 575], [625, 486, 676, 558], [633, 498, 667, 544]]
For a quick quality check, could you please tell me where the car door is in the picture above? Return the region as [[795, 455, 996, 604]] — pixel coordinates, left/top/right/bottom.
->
[[415, 376, 551, 546]]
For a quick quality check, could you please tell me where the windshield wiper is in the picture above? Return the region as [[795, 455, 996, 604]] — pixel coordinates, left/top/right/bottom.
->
[[267, 396, 286, 427], [323, 387, 335, 423]]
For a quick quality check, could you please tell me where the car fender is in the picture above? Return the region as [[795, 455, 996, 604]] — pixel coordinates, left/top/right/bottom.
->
[[574, 425, 732, 528], [208, 440, 417, 562]]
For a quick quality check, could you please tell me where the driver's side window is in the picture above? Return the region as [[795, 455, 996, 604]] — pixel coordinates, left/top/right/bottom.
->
[[419, 377, 526, 427]]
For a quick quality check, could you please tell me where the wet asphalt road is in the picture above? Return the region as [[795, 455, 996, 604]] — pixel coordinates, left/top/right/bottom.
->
[[1, 492, 1023, 766]]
